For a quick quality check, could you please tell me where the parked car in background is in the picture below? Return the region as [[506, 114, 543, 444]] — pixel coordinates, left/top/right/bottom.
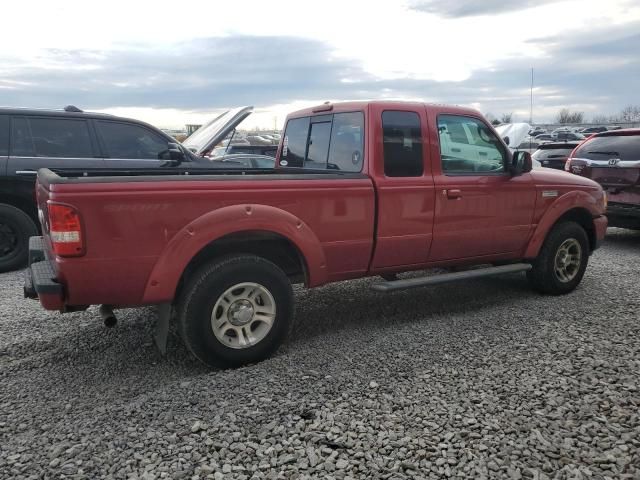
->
[[566, 129, 640, 229], [528, 127, 546, 137], [532, 141, 582, 170], [0, 105, 274, 272], [535, 133, 556, 142], [556, 132, 586, 142], [24, 100, 607, 368], [580, 126, 608, 135]]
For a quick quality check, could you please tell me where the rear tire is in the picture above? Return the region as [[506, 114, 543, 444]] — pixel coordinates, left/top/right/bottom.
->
[[0, 204, 38, 273], [177, 255, 294, 368], [527, 221, 589, 295]]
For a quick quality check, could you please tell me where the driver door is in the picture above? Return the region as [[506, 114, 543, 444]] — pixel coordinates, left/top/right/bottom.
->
[[428, 112, 536, 261]]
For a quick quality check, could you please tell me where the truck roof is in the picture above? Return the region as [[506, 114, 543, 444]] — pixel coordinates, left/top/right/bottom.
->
[[287, 100, 481, 119]]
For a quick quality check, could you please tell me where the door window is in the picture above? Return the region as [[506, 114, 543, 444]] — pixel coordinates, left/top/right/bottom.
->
[[382, 111, 423, 177], [98, 121, 170, 159], [438, 115, 506, 174], [0, 115, 8, 156], [27, 118, 93, 158], [10, 117, 35, 157]]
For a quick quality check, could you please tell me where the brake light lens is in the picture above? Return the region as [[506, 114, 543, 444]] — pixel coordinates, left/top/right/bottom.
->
[[48, 203, 84, 256]]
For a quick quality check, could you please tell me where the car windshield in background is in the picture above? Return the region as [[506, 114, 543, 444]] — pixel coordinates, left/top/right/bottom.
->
[[280, 111, 364, 172], [573, 134, 640, 160]]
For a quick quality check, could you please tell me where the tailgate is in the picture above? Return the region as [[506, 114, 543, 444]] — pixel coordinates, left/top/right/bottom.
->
[[586, 160, 640, 189]]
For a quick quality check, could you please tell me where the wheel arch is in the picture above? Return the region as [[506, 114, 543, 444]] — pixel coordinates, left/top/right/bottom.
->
[[0, 193, 38, 226], [141, 204, 328, 304], [525, 197, 598, 259]]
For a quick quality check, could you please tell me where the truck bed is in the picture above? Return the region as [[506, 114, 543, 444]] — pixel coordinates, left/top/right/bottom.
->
[[36, 167, 376, 307]]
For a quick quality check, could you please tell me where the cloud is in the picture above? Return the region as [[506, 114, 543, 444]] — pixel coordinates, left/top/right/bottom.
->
[[408, 0, 560, 17], [0, 21, 638, 126]]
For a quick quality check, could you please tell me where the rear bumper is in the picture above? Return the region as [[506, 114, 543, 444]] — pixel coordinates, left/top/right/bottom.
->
[[593, 215, 608, 250], [24, 236, 65, 311]]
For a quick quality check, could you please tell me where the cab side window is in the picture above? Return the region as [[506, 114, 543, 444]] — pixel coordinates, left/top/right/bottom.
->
[[382, 111, 423, 177], [98, 121, 170, 159], [438, 115, 506, 174]]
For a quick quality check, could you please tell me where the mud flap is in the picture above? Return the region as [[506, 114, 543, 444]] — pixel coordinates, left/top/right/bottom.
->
[[153, 303, 172, 355]]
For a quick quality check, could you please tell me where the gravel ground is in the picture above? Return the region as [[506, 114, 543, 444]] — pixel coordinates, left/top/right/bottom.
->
[[1, 228, 639, 480]]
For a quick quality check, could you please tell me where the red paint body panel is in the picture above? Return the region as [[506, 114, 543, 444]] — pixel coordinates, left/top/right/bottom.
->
[[31, 101, 607, 311]]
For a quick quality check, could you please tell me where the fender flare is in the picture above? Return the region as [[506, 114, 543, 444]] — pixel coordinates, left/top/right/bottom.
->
[[141, 204, 328, 303], [524, 190, 600, 258]]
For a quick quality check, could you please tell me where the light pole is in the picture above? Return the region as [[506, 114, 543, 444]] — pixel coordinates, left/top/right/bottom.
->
[[530, 67, 534, 125]]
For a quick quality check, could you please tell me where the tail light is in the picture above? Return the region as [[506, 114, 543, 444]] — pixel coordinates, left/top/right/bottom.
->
[[565, 144, 581, 172], [48, 202, 84, 257]]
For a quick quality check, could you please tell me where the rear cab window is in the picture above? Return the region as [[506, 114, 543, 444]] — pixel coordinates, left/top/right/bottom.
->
[[573, 134, 640, 161], [280, 112, 364, 171]]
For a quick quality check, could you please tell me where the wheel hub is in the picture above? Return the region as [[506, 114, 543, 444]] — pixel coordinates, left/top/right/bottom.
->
[[228, 300, 255, 326], [554, 238, 581, 283]]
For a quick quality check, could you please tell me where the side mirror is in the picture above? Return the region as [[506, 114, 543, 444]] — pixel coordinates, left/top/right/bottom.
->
[[168, 142, 186, 162], [503, 136, 510, 146], [510, 151, 533, 175]]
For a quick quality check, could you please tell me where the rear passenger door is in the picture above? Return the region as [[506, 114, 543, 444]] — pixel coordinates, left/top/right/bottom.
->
[[95, 120, 177, 169], [7, 116, 104, 181], [370, 106, 436, 269]]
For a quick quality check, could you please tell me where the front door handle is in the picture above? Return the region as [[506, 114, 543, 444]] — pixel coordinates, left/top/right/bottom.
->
[[446, 189, 462, 199]]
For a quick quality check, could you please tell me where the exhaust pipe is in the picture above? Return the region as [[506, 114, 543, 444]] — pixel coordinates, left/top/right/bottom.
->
[[100, 305, 117, 328]]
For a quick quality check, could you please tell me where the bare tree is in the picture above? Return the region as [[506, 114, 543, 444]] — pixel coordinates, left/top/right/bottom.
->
[[500, 113, 513, 123], [620, 105, 640, 122], [556, 108, 584, 124]]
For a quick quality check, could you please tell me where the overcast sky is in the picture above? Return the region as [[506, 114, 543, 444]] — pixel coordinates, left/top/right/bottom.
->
[[1, 0, 639, 128]]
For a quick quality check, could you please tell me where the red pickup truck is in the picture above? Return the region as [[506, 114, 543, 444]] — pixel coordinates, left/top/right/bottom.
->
[[24, 101, 607, 367]]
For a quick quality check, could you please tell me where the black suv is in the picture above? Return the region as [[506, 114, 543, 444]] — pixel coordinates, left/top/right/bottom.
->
[[0, 106, 213, 272]]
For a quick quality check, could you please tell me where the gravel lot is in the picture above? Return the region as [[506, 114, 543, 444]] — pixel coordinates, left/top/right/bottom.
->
[[1, 229, 639, 479]]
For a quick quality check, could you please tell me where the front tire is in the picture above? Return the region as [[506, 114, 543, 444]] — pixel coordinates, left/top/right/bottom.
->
[[0, 204, 38, 273], [527, 221, 589, 295], [177, 255, 294, 368]]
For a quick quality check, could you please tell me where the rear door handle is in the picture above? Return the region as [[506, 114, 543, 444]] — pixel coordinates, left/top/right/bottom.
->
[[446, 189, 462, 199], [16, 170, 37, 176]]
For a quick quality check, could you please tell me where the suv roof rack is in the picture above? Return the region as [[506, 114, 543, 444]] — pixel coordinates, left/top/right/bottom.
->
[[64, 105, 83, 113]]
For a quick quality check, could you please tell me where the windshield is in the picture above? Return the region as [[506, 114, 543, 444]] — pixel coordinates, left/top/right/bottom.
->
[[183, 106, 251, 153], [573, 134, 640, 160]]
